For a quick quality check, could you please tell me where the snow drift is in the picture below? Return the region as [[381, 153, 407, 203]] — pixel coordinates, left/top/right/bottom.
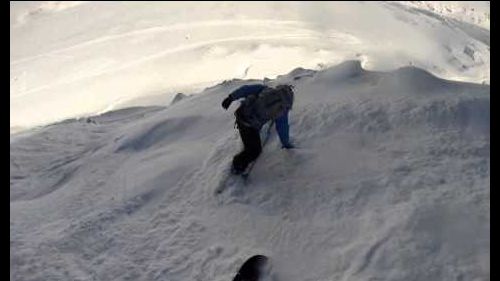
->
[[10, 60, 489, 281]]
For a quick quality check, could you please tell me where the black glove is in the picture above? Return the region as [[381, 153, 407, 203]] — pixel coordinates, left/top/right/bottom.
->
[[222, 96, 233, 110]]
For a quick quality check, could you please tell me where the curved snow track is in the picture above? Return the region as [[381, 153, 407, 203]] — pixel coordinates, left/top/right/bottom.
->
[[11, 2, 490, 133]]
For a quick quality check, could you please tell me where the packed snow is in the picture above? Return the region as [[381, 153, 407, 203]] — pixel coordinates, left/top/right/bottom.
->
[[10, 1, 489, 134], [399, 1, 490, 29], [11, 60, 489, 280], [11, 1, 489, 281]]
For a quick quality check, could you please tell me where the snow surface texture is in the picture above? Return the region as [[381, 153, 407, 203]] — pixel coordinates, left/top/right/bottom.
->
[[11, 61, 489, 281], [399, 1, 490, 29], [10, 1, 490, 134]]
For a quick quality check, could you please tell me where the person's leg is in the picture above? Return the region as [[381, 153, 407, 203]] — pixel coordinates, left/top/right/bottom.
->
[[232, 123, 262, 173]]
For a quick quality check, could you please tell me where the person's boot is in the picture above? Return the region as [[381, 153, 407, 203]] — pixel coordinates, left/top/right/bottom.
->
[[231, 165, 244, 175], [231, 158, 246, 175]]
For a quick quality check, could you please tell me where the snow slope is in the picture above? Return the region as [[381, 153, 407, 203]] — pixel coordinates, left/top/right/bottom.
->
[[10, 1, 490, 134], [10, 61, 489, 281], [399, 1, 490, 30]]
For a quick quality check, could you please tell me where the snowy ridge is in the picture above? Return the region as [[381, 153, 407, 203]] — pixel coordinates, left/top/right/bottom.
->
[[10, 61, 489, 280], [11, 2, 490, 133]]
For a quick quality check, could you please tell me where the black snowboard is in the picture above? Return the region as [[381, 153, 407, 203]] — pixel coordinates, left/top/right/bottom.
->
[[232, 255, 270, 281]]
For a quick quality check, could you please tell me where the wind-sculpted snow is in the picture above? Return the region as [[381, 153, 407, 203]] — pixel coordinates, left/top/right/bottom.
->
[[10, 61, 489, 281], [115, 116, 202, 153]]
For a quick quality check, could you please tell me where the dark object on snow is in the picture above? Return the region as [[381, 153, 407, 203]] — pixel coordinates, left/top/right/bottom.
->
[[240, 120, 275, 179], [231, 120, 274, 176], [232, 255, 269, 281], [234, 85, 294, 130], [222, 84, 294, 174], [171, 93, 187, 105], [232, 121, 262, 174], [464, 45, 475, 60], [222, 96, 233, 109], [216, 121, 275, 194]]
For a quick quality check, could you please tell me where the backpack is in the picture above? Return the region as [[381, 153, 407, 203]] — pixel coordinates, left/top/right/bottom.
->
[[235, 85, 294, 129]]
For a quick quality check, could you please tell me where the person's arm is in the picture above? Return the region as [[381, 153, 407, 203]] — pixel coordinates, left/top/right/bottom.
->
[[275, 111, 294, 149], [229, 84, 266, 100], [222, 84, 266, 110]]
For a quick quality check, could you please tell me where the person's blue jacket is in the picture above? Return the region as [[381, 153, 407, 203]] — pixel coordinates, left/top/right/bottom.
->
[[229, 84, 292, 148]]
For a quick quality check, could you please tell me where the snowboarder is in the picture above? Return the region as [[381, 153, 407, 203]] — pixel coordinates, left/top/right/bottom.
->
[[222, 84, 295, 175]]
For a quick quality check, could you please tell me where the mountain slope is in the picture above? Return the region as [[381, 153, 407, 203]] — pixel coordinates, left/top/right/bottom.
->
[[11, 1, 490, 133], [10, 61, 489, 281]]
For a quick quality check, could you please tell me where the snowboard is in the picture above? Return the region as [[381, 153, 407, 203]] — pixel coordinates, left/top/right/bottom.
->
[[232, 255, 270, 281], [215, 121, 275, 195]]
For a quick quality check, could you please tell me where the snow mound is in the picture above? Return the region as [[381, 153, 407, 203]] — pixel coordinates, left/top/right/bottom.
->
[[11, 61, 489, 281], [170, 93, 188, 105], [115, 116, 202, 153]]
